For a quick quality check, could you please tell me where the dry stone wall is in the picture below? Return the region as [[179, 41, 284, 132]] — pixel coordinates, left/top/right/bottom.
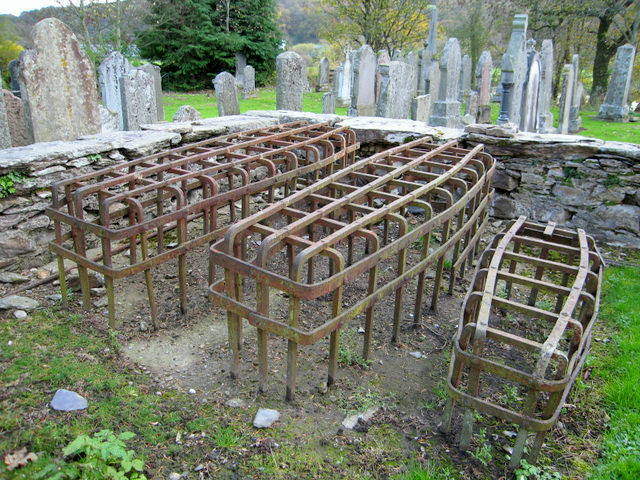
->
[[0, 113, 638, 270]]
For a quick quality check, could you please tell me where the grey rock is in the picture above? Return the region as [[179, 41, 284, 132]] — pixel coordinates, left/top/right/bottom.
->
[[50, 389, 88, 411], [0, 272, 29, 283], [172, 105, 202, 123], [19, 18, 101, 143], [253, 408, 280, 428], [0, 295, 39, 310], [225, 398, 247, 408]]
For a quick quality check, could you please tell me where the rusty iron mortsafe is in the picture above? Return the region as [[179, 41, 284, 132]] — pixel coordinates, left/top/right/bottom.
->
[[442, 217, 604, 466], [46, 121, 358, 328], [209, 138, 495, 400]]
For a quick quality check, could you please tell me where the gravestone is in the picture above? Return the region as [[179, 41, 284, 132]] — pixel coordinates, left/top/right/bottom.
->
[[558, 64, 574, 134], [537, 39, 554, 133], [172, 105, 202, 122], [520, 41, 541, 132], [425, 60, 441, 120], [598, 44, 636, 122], [497, 14, 528, 126], [349, 45, 377, 117], [318, 57, 330, 91], [322, 92, 336, 114], [3, 90, 28, 147], [235, 52, 247, 86], [339, 50, 353, 107], [138, 63, 164, 122], [459, 54, 472, 102], [0, 79, 10, 149], [18, 17, 101, 143], [120, 69, 157, 130], [276, 51, 306, 111], [213, 71, 240, 116], [411, 94, 431, 122], [376, 61, 414, 119], [418, 42, 432, 94], [242, 65, 256, 99], [8, 60, 20, 97], [98, 51, 134, 131], [568, 54, 582, 133], [476, 50, 493, 106], [430, 37, 462, 128]]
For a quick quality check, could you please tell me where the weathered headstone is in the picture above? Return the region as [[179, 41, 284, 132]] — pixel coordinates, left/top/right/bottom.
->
[[349, 45, 377, 117], [459, 54, 472, 102], [3, 90, 28, 147], [520, 41, 541, 132], [376, 61, 414, 119], [598, 44, 636, 122], [322, 92, 336, 114], [317, 57, 330, 91], [213, 71, 240, 116], [339, 50, 353, 107], [172, 105, 202, 122], [425, 60, 441, 120], [120, 69, 157, 130], [0, 78, 10, 149], [138, 63, 164, 122], [537, 39, 554, 133], [8, 60, 20, 97], [18, 18, 101, 143], [430, 37, 462, 128], [411, 94, 431, 122], [558, 64, 574, 134], [476, 50, 493, 106], [497, 14, 528, 127], [568, 54, 582, 133], [98, 51, 134, 131], [235, 52, 247, 86], [242, 65, 256, 99], [276, 51, 306, 111]]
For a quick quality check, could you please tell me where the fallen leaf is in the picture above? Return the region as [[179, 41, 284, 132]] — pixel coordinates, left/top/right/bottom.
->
[[4, 447, 38, 471]]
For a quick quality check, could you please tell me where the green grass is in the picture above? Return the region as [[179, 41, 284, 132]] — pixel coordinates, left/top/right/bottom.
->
[[586, 266, 640, 479], [163, 88, 348, 121]]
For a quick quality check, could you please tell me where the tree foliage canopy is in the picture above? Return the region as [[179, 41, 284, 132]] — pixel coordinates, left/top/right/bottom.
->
[[320, 0, 433, 54], [137, 0, 281, 90]]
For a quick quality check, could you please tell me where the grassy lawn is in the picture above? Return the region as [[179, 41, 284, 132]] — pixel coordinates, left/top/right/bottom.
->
[[1, 262, 638, 479]]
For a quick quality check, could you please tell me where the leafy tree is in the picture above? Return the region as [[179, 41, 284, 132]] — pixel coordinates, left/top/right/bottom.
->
[[137, 0, 281, 90], [320, 0, 433, 54]]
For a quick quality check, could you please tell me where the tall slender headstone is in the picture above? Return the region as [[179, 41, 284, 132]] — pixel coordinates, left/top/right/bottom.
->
[[459, 54, 472, 102], [120, 69, 157, 130], [213, 71, 240, 116], [138, 63, 164, 122], [0, 75, 10, 149], [242, 65, 256, 99], [8, 60, 20, 97], [568, 54, 582, 133], [98, 51, 134, 131], [235, 52, 247, 87], [537, 39, 554, 133], [520, 40, 541, 132], [497, 14, 528, 127], [376, 61, 414, 119], [598, 44, 636, 122], [339, 50, 353, 107], [349, 44, 377, 117], [430, 38, 462, 128], [558, 64, 574, 134], [317, 57, 330, 91], [276, 51, 306, 111], [18, 18, 100, 143]]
